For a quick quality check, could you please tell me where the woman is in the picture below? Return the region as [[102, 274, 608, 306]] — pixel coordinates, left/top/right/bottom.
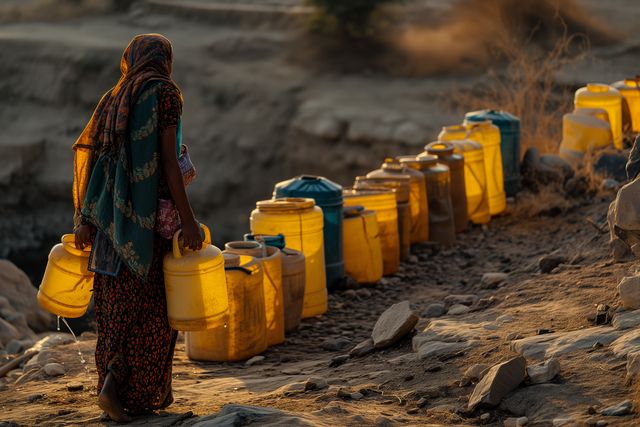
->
[[72, 34, 203, 422]]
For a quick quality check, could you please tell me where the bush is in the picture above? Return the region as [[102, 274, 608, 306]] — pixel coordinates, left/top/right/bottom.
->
[[308, 0, 402, 36]]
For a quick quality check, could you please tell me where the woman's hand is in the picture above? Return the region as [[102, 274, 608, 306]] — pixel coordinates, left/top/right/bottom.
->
[[74, 224, 94, 250], [181, 218, 203, 251]]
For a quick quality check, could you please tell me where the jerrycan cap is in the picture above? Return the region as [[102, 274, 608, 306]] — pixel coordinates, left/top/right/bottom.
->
[[380, 157, 405, 172], [222, 252, 241, 267], [425, 141, 455, 156], [343, 185, 394, 197], [257, 197, 315, 213], [397, 155, 437, 170], [586, 83, 612, 93]]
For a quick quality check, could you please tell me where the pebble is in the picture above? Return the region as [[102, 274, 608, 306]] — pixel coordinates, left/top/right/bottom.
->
[[371, 301, 419, 349], [406, 407, 419, 414], [43, 363, 65, 377], [481, 272, 508, 289], [417, 397, 428, 408], [444, 294, 478, 308], [245, 355, 265, 366], [504, 417, 529, 427], [527, 358, 560, 384], [539, 254, 567, 274], [464, 363, 490, 381], [423, 303, 446, 318], [349, 338, 374, 358], [67, 383, 84, 392], [329, 354, 349, 367], [447, 304, 470, 316], [281, 368, 301, 375], [480, 412, 490, 422], [351, 392, 364, 400], [304, 376, 328, 391], [321, 337, 352, 352], [601, 400, 633, 416]]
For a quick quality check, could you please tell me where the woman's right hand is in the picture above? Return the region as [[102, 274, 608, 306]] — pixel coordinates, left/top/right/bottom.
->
[[181, 218, 203, 250], [74, 224, 94, 250]]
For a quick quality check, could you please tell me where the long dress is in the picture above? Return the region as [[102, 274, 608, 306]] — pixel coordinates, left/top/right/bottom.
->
[[93, 82, 183, 413]]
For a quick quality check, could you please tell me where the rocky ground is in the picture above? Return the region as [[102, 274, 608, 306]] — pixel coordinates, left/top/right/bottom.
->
[[3, 191, 640, 426]]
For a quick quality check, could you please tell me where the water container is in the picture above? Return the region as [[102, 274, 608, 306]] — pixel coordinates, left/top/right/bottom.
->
[[425, 141, 468, 233], [185, 254, 268, 362], [366, 159, 429, 244], [244, 233, 286, 250], [465, 121, 506, 215], [37, 234, 94, 318], [559, 113, 612, 164], [355, 177, 411, 261], [224, 242, 285, 346], [438, 126, 490, 224], [274, 176, 344, 290], [575, 107, 610, 122], [163, 224, 229, 331], [281, 248, 305, 332], [612, 79, 640, 133], [465, 109, 521, 196], [412, 154, 456, 246], [343, 188, 400, 275], [343, 206, 383, 284], [574, 83, 623, 149], [250, 198, 327, 318]]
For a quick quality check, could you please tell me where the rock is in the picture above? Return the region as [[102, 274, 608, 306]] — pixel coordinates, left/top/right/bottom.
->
[[0, 260, 52, 332], [371, 301, 419, 349], [594, 152, 627, 182], [329, 354, 349, 367], [0, 318, 21, 347], [504, 417, 529, 427], [496, 315, 514, 324], [423, 303, 446, 318], [601, 400, 633, 416], [337, 388, 352, 399], [610, 329, 640, 357], [190, 404, 319, 426], [611, 237, 633, 262], [5, 339, 28, 355], [625, 351, 640, 384], [464, 364, 490, 381], [350, 392, 364, 400], [612, 310, 640, 330], [552, 417, 577, 426], [447, 304, 470, 316], [29, 333, 74, 352], [468, 356, 527, 410], [281, 368, 301, 375], [387, 353, 418, 365], [481, 273, 508, 289], [526, 358, 560, 384], [67, 383, 84, 392], [321, 337, 352, 352], [43, 362, 65, 377], [444, 294, 478, 308], [245, 355, 265, 366], [480, 412, 491, 422], [349, 338, 374, 358], [304, 376, 328, 391], [415, 341, 470, 360], [279, 381, 306, 396], [510, 327, 620, 360], [539, 254, 567, 274], [564, 176, 589, 198], [601, 178, 620, 192], [618, 276, 640, 309]]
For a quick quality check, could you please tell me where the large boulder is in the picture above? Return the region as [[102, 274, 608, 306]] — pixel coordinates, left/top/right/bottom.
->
[[468, 356, 527, 410], [0, 260, 52, 332], [618, 276, 640, 309]]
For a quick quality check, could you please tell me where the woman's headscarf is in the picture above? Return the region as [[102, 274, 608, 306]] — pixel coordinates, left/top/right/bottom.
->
[[72, 33, 182, 224]]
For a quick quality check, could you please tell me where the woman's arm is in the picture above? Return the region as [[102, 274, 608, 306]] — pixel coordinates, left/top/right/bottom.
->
[[160, 127, 203, 250]]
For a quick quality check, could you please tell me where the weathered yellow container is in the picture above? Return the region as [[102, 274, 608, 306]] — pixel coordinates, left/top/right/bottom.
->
[[343, 206, 383, 284], [37, 234, 94, 318], [224, 242, 285, 346], [574, 83, 623, 149], [613, 79, 640, 133], [281, 248, 305, 332], [366, 158, 429, 244], [164, 225, 229, 331], [574, 107, 610, 122], [343, 188, 399, 276], [185, 254, 268, 362], [250, 198, 327, 319], [559, 113, 612, 163], [461, 121, 506, 216]]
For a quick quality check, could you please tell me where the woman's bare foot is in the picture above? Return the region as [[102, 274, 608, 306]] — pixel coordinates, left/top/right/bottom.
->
[[98, 372, 131, 423]]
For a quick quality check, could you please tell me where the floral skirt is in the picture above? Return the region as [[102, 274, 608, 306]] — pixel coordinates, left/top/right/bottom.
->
[[93, 237, 177, 413]]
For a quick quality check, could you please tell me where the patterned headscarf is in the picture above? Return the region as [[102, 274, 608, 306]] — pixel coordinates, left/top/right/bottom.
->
[[73, 34, 182, 223]]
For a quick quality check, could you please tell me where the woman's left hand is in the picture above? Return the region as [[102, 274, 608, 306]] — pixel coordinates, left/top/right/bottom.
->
[[74, 224, 94, 250]]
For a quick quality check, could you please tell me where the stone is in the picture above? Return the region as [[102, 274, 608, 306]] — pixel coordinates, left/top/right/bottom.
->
[[281, 368, 301, 375], [481, 273, 508, 289], [349, 338, 374, 358], [464, 364, 490, 381], [29, 333, 74, 352], [510, 327, 620, 360], [423, 303, 446, 318], [444, 294, 478, 308], [190, 404, 319, 426], [468, 356, 527, 410], [5, 339, 27, 355], [601, 178, 620, 192], [43, 362, 65, 377], [447, 304, 470, 316], [496, 315, 514, 324], [480, 412, 490, 422], [67, 383, 84, 392], [371, 301, 419, 349], [526, 358, 560, 384], [321, 337, 352, 351], [552, 418, 576, 426], [329, 354, 349, 367], [279, 381, 306, 397], [539, 254, 567, 274], [601, 400, 633, 416], [415, 341, 470, 360], [337, 388, 352, 399], [610, 329, 640, 357], [612, 310, 640, 330], [611, 237, 633, 262], [350, 392, 364, 400], [625, 351, 640, 384], [245, 355, 265, 366], [504, 417, 529, 427], [594, 152, 627, 182], [304, 376, 328, 391], [0, 318, 21, 347], [618, 276, 640, 309]]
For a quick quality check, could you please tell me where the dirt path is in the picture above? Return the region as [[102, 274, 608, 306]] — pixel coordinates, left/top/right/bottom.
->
[[1, 196, 638, 426]]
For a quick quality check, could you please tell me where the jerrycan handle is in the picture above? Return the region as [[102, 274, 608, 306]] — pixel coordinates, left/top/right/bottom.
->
[[224, 266, 253, 275], [172, 224, 212, 259]]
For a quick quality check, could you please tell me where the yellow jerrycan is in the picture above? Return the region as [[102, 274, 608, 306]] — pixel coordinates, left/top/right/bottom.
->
[[343, 206, 383, 284], [250, 198, 327, 319], [224, 241, 285, 346], [281, 248, 305, 332], [186, 253, 268, 362], [574, 83, 623, 149], [559, 113, 612, 164], [38, 234, 94, 318], [612, 79, 640, 133], [343, 187, 399, 276], [163, 224, 229, 331]]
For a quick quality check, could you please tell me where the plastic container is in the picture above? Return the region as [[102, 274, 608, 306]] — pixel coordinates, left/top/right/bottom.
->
[[575, 107, 610, 122], [465, 109, 521, 196], [425, 141, 468, 233], [355, 177, 411, 261], [559, 113, 613, 163], [343, 206, 383, 284], [281, 248, 306, 332], [224, 242, 285, 346], [343, 188, 400, 275], [163, 224, 229, 331], [366, 159, 429, 244], [37, 234, 94, 318], [243, 233, 286, 250], [185, 254, 268, 362], [274, 175, 344, 290], [250, 198, 327, 318], [413, 154, 456, 246], [574, 83, 623, 149], [612, 79, 640, 133]]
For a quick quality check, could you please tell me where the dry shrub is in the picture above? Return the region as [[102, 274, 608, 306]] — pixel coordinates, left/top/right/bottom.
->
[[0, 0, 119, 23], [511, 184, 574, 218]]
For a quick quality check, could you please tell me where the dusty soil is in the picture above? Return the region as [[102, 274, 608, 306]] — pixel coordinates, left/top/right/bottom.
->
[[2, 195, 638, 426]]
